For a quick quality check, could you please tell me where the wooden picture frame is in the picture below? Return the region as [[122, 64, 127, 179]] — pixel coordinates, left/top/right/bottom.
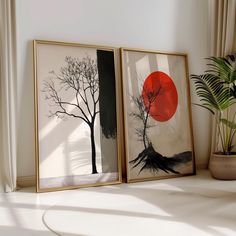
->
[[33, 40, 122, 192], [121, 47, 196, 183]]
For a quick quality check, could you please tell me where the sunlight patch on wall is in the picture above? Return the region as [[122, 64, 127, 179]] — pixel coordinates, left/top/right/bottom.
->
[[155, 54, 170, 75], [135, 55, 150, 94]]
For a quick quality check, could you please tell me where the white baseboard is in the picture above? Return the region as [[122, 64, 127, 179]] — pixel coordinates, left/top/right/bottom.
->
[[196, 163, 208, 170], [17, 175, 36, 188]]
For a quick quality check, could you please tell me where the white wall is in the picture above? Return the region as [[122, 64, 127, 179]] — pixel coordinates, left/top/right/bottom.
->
[[16, 0, 210, 177]]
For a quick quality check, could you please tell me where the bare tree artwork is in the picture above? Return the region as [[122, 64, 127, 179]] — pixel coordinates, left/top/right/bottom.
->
[[131, 85, 161, 149], [43, 56, 99, 174], [130, 80, 192, 174]]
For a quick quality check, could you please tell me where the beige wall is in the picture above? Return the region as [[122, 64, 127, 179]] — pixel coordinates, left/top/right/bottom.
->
[[16, 0, 210, 177]]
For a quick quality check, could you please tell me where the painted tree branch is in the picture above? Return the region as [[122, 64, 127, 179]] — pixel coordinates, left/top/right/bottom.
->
[[129, 83, 192, 175], [131, 85, 161, 148], [43, 55, 100, 174]]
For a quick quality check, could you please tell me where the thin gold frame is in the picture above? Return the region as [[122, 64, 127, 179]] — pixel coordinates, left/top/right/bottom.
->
[[120, 47, 196, 183], [33, 40, 123, 192]]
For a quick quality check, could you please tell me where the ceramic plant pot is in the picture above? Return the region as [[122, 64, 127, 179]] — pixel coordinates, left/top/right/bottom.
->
[[209, 153, 236, 180]]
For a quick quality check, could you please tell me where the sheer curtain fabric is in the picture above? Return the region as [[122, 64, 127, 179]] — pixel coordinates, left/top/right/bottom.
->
[[209, 0, 236, 56], [208, 0, 236, 156], [0, 0, 17, 192]]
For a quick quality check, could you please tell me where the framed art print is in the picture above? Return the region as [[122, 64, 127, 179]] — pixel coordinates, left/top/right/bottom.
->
[[33, 40, 122, 192], [121, 48, 195, 183]]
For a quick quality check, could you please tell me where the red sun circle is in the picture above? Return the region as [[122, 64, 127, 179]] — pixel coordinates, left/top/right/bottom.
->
[[142, 71, 178, 122]]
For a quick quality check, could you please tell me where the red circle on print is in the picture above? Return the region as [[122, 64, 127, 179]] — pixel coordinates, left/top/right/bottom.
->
[[142, 71, 178, 122]]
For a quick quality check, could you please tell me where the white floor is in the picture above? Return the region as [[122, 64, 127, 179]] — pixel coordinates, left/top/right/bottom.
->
[[0, 170, 236, 236]]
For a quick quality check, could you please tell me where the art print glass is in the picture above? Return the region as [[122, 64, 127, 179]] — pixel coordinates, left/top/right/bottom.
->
[[34, 40, 122, 192], [121, 48, 195, 182]]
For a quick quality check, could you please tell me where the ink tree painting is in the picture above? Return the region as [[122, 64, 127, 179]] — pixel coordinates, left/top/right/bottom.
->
[[43, 56, 100, 174], [130, 71, 192, 175], [34, 41, 121, 192], [121, 49, 195, 182], [40, 49, 118, 180]]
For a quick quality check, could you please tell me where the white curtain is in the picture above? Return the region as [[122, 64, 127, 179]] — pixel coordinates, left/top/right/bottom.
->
[[209, 0, 236, 156], [209, 0, 236, 57], [0, 0, 17, 192]]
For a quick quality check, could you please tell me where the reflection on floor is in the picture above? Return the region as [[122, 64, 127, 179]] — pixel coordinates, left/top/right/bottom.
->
[[40, 172, 118, 189], [0, 170, 235, 236]]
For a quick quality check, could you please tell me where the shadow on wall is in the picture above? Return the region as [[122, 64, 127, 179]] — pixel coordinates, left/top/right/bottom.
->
[[17, 40, 35, 176]]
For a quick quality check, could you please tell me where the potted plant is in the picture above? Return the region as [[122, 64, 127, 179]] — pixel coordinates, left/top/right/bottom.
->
[[191, 54, 236, 180]]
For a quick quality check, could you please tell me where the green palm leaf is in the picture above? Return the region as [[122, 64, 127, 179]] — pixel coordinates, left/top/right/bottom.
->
[[206, 56, 236, 84], [191, 73, 234, 113], [191, 54, 236, 154]]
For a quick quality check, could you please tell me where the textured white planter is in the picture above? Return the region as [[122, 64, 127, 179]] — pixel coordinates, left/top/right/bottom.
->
[[209, 153, 236, 180]]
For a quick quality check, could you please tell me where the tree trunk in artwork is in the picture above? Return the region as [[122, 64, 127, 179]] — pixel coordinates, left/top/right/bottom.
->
[[90, 123, 98, 174]]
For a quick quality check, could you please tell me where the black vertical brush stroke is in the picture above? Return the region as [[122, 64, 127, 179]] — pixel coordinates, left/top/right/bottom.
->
[[97, 50, 117, 138]]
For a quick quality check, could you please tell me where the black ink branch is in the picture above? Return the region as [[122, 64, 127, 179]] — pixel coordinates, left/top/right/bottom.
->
[[43, 56, 99, 174], [130, 85, 192, 174]]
